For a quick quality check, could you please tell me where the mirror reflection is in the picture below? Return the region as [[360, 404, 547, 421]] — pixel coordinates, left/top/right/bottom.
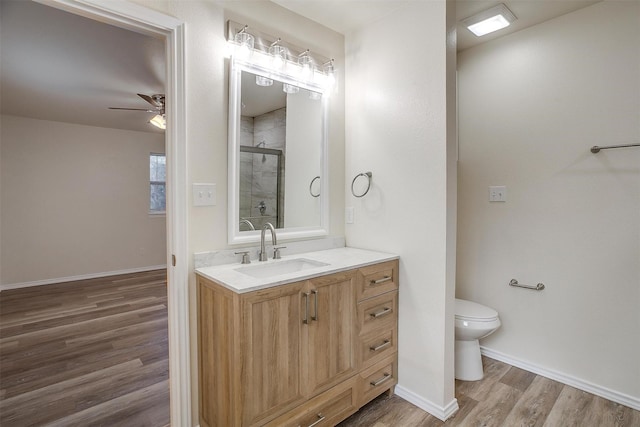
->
[[237, 69, 323, 233]]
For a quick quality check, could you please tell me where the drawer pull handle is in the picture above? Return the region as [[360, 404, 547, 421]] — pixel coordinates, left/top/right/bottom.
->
[[303, 292, 310, 324], [369, 339, 391, 352], [370, 373, 391, 387], [308, 413, 326, 427], [370, 307, 392, 318], [370, 276, 392, 285], [311, 289, 318, 321]]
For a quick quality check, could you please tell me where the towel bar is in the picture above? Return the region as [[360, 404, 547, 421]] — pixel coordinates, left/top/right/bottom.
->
[[509, 279, 545, 291]]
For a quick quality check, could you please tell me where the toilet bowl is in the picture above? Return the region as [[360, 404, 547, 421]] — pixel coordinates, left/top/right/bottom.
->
[[454, 298, 501, 381]]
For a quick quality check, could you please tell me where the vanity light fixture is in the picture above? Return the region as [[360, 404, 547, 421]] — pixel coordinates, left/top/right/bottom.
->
[[226, 20, 335, 91], [255, 75, 273, 86], [269, 38, 286, 70], [462, 3, 516, 37], [299, 49, 312, 78], [234, 25, 254, 58], [323, 59, 335, 86], [149, 114, 166, 130], [283, 83, 299, 94]]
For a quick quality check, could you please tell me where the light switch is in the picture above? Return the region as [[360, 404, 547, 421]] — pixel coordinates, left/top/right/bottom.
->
[[193, 183, 216, 206], [489, 186, 507, 202]]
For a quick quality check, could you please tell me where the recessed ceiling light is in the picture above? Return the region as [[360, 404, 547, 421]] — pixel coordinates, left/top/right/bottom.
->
[[462, 3, 516, 37]]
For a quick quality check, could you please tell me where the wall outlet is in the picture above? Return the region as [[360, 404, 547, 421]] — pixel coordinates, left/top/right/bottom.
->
[[193, 183, 216, 206], [489, 186, 507, 202], [345, 207, 354, 224]]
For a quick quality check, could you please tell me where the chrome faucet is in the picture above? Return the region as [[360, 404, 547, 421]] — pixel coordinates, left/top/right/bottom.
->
[[259, 222, 277, 261]]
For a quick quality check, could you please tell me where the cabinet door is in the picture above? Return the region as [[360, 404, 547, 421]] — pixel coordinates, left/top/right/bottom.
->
[[304, 272, 357, 396], [241, 281, 306, 425]]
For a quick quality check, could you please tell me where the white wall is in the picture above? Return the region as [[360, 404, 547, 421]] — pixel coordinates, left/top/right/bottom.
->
[[0, 115, 166, 286], [345, 0, 457, 415], [457, 1, 639, 404], [129, 0, 345, 422]]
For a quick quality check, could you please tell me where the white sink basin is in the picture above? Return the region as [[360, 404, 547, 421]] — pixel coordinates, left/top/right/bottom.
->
[[235, 258, 329, 279]]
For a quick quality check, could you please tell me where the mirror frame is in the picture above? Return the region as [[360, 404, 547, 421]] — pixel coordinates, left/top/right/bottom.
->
[[228, 56, 330, 245]]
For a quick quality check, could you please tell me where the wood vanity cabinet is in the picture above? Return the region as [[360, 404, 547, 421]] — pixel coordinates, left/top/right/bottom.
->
[[197, 259, 399, 427]]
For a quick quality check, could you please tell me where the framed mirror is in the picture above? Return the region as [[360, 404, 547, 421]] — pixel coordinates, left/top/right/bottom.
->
[[228, 57, 329, 244]]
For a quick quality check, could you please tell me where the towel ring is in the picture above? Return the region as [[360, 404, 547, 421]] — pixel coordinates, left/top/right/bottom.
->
[[309, 176, 320, 198], [351, 172, 372, 198]]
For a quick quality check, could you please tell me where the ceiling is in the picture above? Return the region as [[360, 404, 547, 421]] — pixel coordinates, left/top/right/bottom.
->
[[0, 0, 165, 133], [272, 0, 601, 50], [1, 1, 601, 133]]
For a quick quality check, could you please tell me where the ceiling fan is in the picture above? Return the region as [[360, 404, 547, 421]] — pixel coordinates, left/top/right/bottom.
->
[[109, 93, 166, 129]]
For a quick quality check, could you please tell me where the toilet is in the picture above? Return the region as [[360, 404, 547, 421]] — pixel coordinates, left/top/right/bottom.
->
[[454, 298, 501, 381]]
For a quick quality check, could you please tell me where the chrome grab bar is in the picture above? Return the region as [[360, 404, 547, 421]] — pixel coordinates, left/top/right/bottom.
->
[[370, 373, 391, 387], [509, 279, 545, 291], [370, 307, 392, 318], [591, 143, 639, 153], [370, 276, 392, 285], [369, 339, 391, 352]]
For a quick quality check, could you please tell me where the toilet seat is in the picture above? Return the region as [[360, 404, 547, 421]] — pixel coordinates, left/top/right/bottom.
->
[[455, 298, 499, 322]]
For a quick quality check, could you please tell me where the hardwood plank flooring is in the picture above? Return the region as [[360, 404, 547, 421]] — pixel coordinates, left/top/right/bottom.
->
[[339, 357, 640, 426], [0, 270, 169, 427]]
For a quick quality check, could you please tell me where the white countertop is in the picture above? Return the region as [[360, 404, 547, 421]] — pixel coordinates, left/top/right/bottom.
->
[[195, 247, 398, 294]]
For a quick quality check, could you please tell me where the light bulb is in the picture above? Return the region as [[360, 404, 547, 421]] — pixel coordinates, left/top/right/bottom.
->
[[283, 83, 299, 94], [255, 75, 273, 86]]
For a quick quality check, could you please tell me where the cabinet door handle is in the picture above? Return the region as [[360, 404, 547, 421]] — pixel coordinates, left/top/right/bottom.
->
[[370, 307, 392, 318], [311, 289, 318, 321], [370, 276, 392, 285], [369, 339, 391, 352], [307, 413, 326, 427], [303, 292, 310, 324], [370, 373, 392, 387]]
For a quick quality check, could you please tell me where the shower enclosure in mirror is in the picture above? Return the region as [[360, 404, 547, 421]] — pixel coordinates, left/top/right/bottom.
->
[[228, 57, 330, 244]]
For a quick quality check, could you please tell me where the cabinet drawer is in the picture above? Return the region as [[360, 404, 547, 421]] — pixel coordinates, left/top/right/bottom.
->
[[263, 376, 358, 427], [357, 291, 397, 336], [359, 328, 397, 369], [358, 354, 397, 407], [358, 260, 398, 301]]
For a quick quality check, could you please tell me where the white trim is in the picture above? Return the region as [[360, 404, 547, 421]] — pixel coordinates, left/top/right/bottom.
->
[[481, 346, 640, 411], [34, 1, 190, 426], [0, 265, 167, 292], [394, 385, 460, 421]]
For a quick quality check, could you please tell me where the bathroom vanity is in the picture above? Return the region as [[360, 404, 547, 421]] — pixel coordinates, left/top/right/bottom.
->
[[196, 247, 399, 427]]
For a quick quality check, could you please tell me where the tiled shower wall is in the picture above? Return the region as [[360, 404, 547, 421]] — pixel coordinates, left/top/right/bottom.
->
[[239, 108, 286, 230]]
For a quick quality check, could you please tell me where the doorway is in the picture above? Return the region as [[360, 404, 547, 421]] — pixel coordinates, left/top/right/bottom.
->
[[0, 0, 188, 424]]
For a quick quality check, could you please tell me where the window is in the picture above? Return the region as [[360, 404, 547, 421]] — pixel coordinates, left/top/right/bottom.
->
[[150, 153, 166, 213]]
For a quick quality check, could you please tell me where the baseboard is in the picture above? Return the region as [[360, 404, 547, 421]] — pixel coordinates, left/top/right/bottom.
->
[[480, 346, 640, 411], [394, 385, 459, 421], [0, 265, 167, 292]]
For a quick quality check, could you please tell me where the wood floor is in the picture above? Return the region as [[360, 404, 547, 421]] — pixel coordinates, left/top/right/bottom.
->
[[3, 274, 638, 427], [339, 356, 640, 427], [0, 270, 169, 427]]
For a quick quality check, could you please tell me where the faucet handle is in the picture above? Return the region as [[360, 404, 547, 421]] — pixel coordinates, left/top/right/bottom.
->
[[273, 246, 287, 260], [234, 251, 251, 264]]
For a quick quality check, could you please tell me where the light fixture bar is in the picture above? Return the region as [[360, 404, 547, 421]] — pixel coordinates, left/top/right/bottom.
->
[[462, 3, 516, 37], [226, 20, 331, 66]]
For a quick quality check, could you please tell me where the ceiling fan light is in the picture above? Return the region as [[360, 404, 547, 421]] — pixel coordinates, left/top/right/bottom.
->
[[150, 114, 166, 130]]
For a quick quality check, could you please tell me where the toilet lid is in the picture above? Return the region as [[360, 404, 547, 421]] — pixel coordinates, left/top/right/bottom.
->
[[455, 298, 498, 321]]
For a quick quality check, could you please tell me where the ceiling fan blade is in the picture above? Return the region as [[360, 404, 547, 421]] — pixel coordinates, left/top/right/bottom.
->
[[108, 107, 156, 112], [138, 93, 161, 107]]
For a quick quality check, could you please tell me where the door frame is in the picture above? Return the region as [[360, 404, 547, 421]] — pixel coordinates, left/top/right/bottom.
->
[[36, 0, 190, 425]]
